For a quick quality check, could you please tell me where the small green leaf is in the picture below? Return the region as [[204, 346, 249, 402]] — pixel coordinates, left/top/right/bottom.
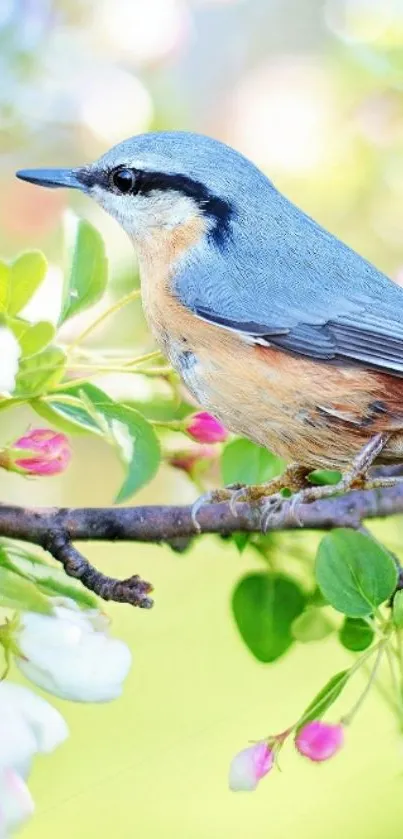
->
[[292, 607, 334, 643], [298, 670, 350, 729], [109, 404, 161, 501], [393, 590, 403, 628], [0, 563, 52, 614], [222, 439, 285, 486], [68, 383, 161, 499], [15, 347, 66, 397], [0, 546, 97, 609], [339, 617, 374, 651], [32, 395, 103, 435], [308, 469, 342, 486], [232, 533, 250, 554], [315, 529, 398, 617], [8, 251, 47, 316], [60, 219, 107, 322], [232, 572, 306, 662], [307, 588, 328, 608], [19, 321, 55, 357]]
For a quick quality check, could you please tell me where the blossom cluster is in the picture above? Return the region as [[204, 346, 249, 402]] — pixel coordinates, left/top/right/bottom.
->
[[0, 600, 131, 836], [229, 721, 344, 791]]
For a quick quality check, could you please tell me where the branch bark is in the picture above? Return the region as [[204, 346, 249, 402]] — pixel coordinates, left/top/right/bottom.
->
[[1, 482, 403, 607]]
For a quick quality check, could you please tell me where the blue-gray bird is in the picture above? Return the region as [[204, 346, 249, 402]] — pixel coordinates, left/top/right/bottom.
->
[[16, 131, 403, 512]]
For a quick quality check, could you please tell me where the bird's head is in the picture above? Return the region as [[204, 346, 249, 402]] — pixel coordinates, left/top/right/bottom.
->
[[16, 132, 269, 252]]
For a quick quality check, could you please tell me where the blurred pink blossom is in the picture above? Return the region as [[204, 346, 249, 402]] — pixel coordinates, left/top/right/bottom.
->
[[229, 742, 274, 791], [295, 721, 344, 762], [168, 444, 218, 473]]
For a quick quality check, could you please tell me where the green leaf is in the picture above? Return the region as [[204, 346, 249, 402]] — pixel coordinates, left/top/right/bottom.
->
[[222, 439, 285, 486], [292, 607, 334, 643], [107, 404, 161, 502], [298, 670, 350, 729], [0, 262, 10, 311], [18, 321, 55, 357], [232, 533, 250, 554], [68, 383, 161, 500], [393, 590, 403, 628], [307, 587, 328, 607], [315, 529, 398, 617], [232, 572, 306, 662], [60, 219, 107, 322], [0, 546, 97, 609], [308, 469, 342, 486], [339, 617, 374, 651], [32, 395, 103, 435], [0, 563, 52, 614], [8, 251, 47, 316], [15, 347, 66, 397]]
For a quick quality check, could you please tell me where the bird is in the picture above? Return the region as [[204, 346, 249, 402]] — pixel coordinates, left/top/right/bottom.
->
[[16, 131, 403, 524]]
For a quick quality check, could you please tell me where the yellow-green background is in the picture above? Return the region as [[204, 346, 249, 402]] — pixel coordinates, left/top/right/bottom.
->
[[2, 1, 403, 837]]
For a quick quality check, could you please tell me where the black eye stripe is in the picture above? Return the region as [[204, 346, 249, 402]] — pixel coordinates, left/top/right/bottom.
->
[[81, 165, 234, 249]]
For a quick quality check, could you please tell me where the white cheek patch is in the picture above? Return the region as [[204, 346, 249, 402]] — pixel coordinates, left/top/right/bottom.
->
[[92, 186, 200, 239]]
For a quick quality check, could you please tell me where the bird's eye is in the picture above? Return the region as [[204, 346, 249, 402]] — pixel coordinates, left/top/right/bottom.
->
[[110, 168, 136, 194]]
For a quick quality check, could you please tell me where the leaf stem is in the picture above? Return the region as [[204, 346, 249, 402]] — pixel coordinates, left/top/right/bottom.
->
[[294, 641, 383, 732], [385, 642, 403, 727], [341, 641, 386, 725], [48, 353, 167, 393], [66, 288, 141, 355]]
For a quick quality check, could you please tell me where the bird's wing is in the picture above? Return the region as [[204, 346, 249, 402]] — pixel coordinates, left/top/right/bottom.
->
[[176, 197, 403, 376], [195, 305, 403, 374]]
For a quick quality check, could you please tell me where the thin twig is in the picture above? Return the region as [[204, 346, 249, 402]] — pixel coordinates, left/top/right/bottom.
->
[[44, 531, 153, 608]]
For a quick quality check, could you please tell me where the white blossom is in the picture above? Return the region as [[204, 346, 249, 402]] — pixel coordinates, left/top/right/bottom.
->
[[228, 742, 274, 792], [16, 602, 132, 702], [0, 328, 21, 395], [0, 769, 34, 839], [0, 682, 68, 779]]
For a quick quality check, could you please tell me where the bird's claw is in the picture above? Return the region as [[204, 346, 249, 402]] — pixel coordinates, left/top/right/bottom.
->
[[259, 490, 306, 532], [191, 491, 214, 532], [191, 482, 247, 532], [228, 486, 249, 516], [259, 493, 287, 532]]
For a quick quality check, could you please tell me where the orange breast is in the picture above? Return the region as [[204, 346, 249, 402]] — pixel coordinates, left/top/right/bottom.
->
[[135, 220, 403, 471]]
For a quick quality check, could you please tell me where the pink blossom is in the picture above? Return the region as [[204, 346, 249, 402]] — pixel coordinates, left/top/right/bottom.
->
[[13, 429, 71, 476], [186, 412, 228, 444], [229, 742, 274, 791], [168, 444, 217, 473], [295, 721, 344, 762]]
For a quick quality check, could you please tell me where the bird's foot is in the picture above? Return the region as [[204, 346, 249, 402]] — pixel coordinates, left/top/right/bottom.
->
[[190, 465, 309, 531], [260, 432, 393, 531], [191, 433, 393, 533], [191, 483, 245, 531]]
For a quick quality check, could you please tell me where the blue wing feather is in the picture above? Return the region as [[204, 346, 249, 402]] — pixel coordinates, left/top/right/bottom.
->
[[174, 184, 403, 375]]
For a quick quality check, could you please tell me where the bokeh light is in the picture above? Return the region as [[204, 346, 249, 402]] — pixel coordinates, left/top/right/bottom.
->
[[96, 0, 191, 65], [325, 0, 400, 44], [79, 67, 153, 144], [225, 57, 335, 174]]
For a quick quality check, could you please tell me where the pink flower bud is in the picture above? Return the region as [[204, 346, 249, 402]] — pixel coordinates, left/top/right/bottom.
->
[[229, 742, 274, 791], [13, 429, 71, 476], [168, 444, 218, 473], [186, 412, 228, 444], [295, 721, 344, 762]]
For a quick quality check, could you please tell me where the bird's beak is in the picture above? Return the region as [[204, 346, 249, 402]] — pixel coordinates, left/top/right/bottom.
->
[[15, 168, 83, 190]]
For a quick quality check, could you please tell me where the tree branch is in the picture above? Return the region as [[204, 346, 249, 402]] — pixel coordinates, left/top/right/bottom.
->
[[1, 482, 403, 608]]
